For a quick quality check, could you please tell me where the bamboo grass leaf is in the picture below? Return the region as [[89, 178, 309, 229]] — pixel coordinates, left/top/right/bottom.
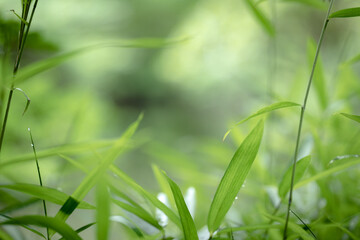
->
[[112, 199, 162, 230], [110, 216, 145, 238], [264, 213, 313, 240], [12, 38, 186, 85], [308, 39, 328, 109], [224, 102, 300, 140], [0, 184, 94, 209], [163, 172, 199, 240], [110, 165, 181, 229], [0, 215, 82, 240], [14, 88, 31, 115], [58, 223, 95, 240], [0, 198, 39, 214], [96, 179, 110, 240], [0, 214, 46, 239], [10, 10, 29, 25], [340, 113, 360, 124], [152, 164, 176, 208], [208, 120, 264, 234], [278, 155, 311, 199], [329, 7, 360, 18], [295, 155, 360, 189], [54, 113, 143, 224], [244, 0, 275, 36]]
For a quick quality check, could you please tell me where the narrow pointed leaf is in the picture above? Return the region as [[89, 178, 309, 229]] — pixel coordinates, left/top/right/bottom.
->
[[110, 165, 181, 228], [0, 215, 81, 240], [295, 155, 360, 189], [54, 113, 143, 224], [208, 120, 264, 233], [278, 155, 311, 199], [0, 214, 46, 239], [163, 172, 199, 240], [96, 179, 110, 240], [244, 0, 275, 36], [58, 223, 95, 240], [340, 113, 360, 124], [224, 101, 299, 140], [329, 8, 360, 18], [0, 184, 94, 209], [152, 164, 176, 208], [112, 199, 162, 230], [14, 88, 31, 115]]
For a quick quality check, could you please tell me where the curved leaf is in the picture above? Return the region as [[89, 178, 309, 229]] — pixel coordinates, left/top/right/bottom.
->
[[208, 120, 264, 234], [0, 215, 81, 240], [163, 172, 199, 240], [340, 113, 360, 124], [0, 184, 94, 209], [329, 7, 360, 18], [278, 155, 311, 199], [224, 101, 300, 140], [245, 0, 275, 36]]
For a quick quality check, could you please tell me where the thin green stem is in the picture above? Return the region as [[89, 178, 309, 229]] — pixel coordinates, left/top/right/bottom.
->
[[283, 0, 335, 239], [0, 0, 39, 156], [29, 128, 50, 240]]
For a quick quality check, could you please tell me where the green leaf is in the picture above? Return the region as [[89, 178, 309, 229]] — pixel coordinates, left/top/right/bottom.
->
[[0, 214, 46, 239], [308, 38, 328, 109], [54, 113, 143, 224], [0, 215, 82, 240], [344, 53, 360, 65], [152, 164, 176, 208], [244, 0, 275, 36], [264, 213, 313, 240], [282, 0, 326, 10], [58, 223, 95, 240], [12, 38, 186, 85], [96, 179, 110, 240], [112, 199, 162, 230], [208, 120, 264, 234], [224, 102, 300, 140], [217, 224, 282, 234], [0, 184, 94, 209], [163, 172, 199, 240], [295, 155, 360, 189], [110, 165, 181, 229], [278, 155, 311, 199], [340, 113, 360, 124], [329, 7, 360, 18]]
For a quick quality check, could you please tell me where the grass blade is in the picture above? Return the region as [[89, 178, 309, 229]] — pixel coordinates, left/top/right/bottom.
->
[[295, 155, 360, 189], [340, 113, 360, 124], [208, 120, 264, 234], [244, 0, 275, 36], [0, 214, 46, 239], [152, 164, 176, 209], [0, 184, 94, 209], [0, 215, 82, 240], [54, 113, 143, 224], [96, 179, 110, 240], [58, 222, 95, 240], [278, 155, 311, 199], [110, 165, 181, 228], [224, 102, 300, 140], [329, 7, 360, 18], [163, 172, 199, 240]]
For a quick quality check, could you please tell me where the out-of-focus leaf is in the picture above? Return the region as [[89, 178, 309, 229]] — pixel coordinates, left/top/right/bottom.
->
[[278, 155, 311, 199], [53, 113, 142, 225], [295, 155, 360, 188], [163, 172, 199, 240], [0, 198, 38, 214], [282, 0, 327, 9], [96, 179, 110, 240], [217, 224, 282, 234], [264, 213, 313, 240], [0, 214, 46, 239], [58, 223, 95, 240], [244, 0, 275, 36], [340, 113, 360, 124], [110, 165, 181, 228], [308, 38, 328, 109], [0, 184, 94, 209], [208, 120, 264, 234], [329, 8, 360, 18], [110, 215, 145, 238], [152, 164, 176, 208], [224, 101, 300, 140], [112, 199, 162, 230], [0, 215, 81, 240], [12, 38, 187, 85]]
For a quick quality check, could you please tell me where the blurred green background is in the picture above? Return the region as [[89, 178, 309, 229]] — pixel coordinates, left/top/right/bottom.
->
[[0, 0, 360, 239]]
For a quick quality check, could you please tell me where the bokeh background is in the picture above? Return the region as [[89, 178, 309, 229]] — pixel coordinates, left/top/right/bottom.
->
[[0, 0, 360, 239]]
